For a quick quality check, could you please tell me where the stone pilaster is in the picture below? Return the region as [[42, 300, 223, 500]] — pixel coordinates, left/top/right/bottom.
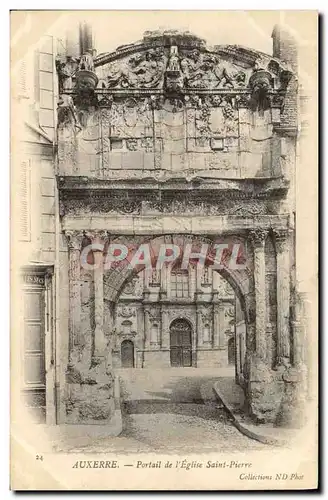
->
[[196, 308, 202, 348], [212, 292, 220, 348], [161, 308, 170, 349], [273, 229, 291, 365], [87, 230, 109, 361], [189, 265, 196, 299], [161, 265, 168, 298], [196, 264, 202, 291], [213, 293, 225, 348], [65, 230, 84, 354], [218, 303, 225, 348], [144, 307, 151, 350], [249, 229, 268, 361]]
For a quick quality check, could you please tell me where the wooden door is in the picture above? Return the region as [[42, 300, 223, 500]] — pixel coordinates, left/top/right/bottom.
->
[[170, 319, 192, 367], [121, 340, 134, 368], [22, 285, 46, 422]]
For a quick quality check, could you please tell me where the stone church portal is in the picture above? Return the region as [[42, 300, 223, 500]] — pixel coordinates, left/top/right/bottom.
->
[[16, 19, 310, 432]]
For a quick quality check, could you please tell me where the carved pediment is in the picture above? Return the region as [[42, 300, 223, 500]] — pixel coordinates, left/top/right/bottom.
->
[[93, 30, 293, 94], [56, 29, 296, 179], [96, 43, 250, 91]]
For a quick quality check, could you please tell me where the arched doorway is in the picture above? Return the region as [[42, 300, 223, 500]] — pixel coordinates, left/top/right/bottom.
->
[[121, 340, 134, 368], [170, 319, 192, 367]]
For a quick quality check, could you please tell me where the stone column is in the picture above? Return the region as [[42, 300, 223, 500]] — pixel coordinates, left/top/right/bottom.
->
[[160, 265, 168, 299], [88, 230, 109, 360], [212, 292, 220, 348], [196, 264, 202, 291], [189, 265, 197, 299], [105, 300, 115, 371], [218, 302, 225, 348], [249, 229, 268, 360], [212, 270, 220, 290], [212, 294, 225, 348], [144, 307, 151, 351], [196, 308, 203, 348], [65, 230, 84, 355], [161, 308, 170, 349], [273, 229, 291, 365]]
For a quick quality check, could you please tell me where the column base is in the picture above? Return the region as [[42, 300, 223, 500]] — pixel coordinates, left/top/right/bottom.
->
[[275, 365, 308, 428], [246, 355, 309, 427], [65, 356, 119, 426], [246, 354, 284, 424]]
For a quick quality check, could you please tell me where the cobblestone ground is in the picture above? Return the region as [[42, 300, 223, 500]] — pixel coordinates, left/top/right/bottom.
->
[[119, 401, 266, 454], [54, 369, 269, 454]]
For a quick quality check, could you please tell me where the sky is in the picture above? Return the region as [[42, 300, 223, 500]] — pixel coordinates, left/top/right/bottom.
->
[[63, 11, 315, 56], [11, 10, 317, 82]]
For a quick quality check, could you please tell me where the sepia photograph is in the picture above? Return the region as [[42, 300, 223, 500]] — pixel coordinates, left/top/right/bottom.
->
[[10, 9, 318, 490]]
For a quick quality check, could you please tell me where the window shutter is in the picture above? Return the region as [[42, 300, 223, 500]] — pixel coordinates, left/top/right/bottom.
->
[[19, 160, 31, 241]]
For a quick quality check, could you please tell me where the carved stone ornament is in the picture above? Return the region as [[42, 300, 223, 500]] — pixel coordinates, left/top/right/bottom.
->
[[61, 192, 272, 217], [83, 230, 110, 246], [122, 276, 139, 295], [117, 306, 136, 318], [79, 52, 95, 72], [148, 307, 161, 323], [249, 70, 273, 112], [105, 47, 166, 89], [64, 230, 85, 250], [56, 56, 79, 92], [225, 306, 235, 319], [272, 228, 292, 253], [248, 229, 268, 248], [93, 30, 294, 94], [164, 45, 184, 92], [235, 93, 252, 109], [201, 305, 213, 322], [126, 138, 138, 151], [57, 95, 82, 131]]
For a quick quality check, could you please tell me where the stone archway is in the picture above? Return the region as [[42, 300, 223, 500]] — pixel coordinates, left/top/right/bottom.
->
[[102, 233, 255, 378], [66, 229, 290, 424], [104, 234, 255, 360]]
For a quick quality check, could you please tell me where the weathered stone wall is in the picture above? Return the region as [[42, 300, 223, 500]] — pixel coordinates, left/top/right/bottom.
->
[[56, 25, 302, 426], [58, 99, 287, 180]]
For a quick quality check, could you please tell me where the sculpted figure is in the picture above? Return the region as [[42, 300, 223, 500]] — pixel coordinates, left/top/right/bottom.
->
[[57, 95, 81, 131], [78, 51, 95, 72], [106, 48, 165, 89], [167, 46, 180, 72], [181, 49, 246, 89], [56, 56, 78, 92]]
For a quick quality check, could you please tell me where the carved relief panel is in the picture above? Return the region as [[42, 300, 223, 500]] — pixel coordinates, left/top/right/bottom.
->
[[57, 29, 293, 178]]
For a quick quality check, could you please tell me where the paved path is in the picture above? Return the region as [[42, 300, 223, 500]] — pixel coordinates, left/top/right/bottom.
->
[[54, 368, 269, 453], [115, 368, 266, 454], [117, 367, 234, 403]]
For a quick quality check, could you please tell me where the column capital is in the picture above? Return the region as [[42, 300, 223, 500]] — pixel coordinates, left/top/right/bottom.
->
[[248, 229, 268, 248], [84, 230, 110, 248], [272, 228, 292, 253], [64, 230, 85, 250]]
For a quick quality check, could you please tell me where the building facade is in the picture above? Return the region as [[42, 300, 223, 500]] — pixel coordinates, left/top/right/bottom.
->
[[112, 266, 236, 369], [12, 20, 312, 431]]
